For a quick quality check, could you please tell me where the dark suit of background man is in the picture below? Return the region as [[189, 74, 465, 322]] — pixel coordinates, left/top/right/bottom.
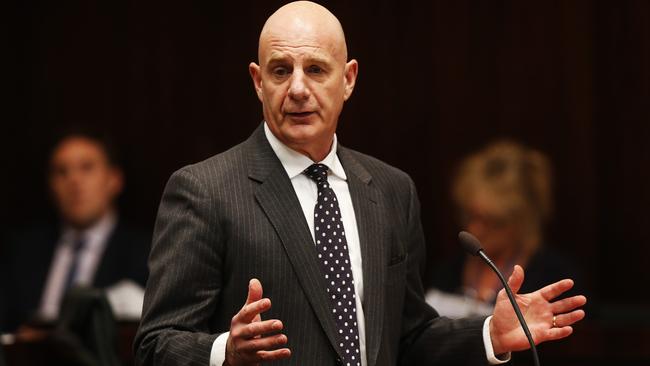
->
[[134, 2, 587, 365], [0, 132, 149, 335]]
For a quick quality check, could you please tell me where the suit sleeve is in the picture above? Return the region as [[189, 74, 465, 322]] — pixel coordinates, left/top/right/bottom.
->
[[398, 177, 489, 366], [134, 167, 224, 366]]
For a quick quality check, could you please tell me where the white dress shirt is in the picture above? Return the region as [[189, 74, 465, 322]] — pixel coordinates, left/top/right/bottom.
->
[[210, 123, 508, 365], [38, 211, 117, 320]]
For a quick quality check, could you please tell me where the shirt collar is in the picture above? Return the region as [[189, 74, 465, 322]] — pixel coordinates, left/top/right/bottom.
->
[[60, 210, 117, 249], [263, 122, 347, 181]]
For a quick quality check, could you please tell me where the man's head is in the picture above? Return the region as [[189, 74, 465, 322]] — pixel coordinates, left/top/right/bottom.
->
[[49, 134, 123, 229], [249, 1, 358, 161]]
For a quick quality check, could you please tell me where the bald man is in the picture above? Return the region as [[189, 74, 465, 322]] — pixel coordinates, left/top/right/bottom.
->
[[134, 2, 586, 366]]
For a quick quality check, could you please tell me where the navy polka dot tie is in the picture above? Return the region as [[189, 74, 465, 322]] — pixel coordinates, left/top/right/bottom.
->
[[304, 163, 361, 366]]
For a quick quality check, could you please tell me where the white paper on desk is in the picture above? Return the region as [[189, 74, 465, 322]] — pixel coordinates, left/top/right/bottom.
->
[[106, 279, 145, 320]]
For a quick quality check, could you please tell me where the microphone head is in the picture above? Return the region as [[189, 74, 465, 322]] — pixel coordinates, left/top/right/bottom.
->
[[458, 231, 483, 256]]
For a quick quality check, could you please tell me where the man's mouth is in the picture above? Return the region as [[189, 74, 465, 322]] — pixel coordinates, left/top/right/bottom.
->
[[286, 111, 315, 120]]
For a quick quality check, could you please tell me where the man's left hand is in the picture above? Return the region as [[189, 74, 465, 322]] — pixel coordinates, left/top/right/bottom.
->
[[489, 265, 587, 355]]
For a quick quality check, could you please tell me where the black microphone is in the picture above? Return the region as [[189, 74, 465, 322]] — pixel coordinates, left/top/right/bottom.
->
[[458, 231, 540, 366]]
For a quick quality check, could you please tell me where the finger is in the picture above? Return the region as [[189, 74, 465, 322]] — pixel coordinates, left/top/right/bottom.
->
[[553, 309, 585, 328], [551, 295, 587, 314], [256, 348, 292, 362], [507, 265, 525, 294], [236, 298, 272, 324], [238, 333, 288, 353], [238, 319, 284, 339], [246, 278, 264, 305], [539, 279, 574, 301], [543, 325, 573, 342]]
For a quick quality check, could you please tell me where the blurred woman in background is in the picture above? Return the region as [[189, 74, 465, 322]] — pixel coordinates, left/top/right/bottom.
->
[[427, 140, 581, 318]]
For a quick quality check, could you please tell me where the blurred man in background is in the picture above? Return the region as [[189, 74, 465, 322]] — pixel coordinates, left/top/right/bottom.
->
[[427, 140, 583, 318], [0, 131, 150, 334]]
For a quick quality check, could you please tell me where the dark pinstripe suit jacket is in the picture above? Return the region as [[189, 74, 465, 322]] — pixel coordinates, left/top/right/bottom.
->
[[134, 125, 488, 366]]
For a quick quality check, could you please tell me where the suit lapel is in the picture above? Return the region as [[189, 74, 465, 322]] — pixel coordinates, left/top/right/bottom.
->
[[246, 125, 344, 360], [338, 147, 387, 366]]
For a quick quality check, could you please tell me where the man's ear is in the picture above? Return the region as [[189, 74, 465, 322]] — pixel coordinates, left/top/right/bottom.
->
[[249, 62, 263, 102], [343, 59, 358, 101], [108, 167, 124, 198]]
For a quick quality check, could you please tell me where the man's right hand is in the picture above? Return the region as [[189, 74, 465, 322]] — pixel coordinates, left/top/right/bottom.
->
[[225, 278, 291, 366]]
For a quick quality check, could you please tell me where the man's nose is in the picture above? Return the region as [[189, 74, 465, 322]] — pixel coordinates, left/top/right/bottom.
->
[[288, 70, 310, 100]]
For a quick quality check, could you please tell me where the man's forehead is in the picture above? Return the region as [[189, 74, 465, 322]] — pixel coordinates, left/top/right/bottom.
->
[[53, 138, 105, 162], [258, 3, 348, 64], [265, 44, 334, 64]]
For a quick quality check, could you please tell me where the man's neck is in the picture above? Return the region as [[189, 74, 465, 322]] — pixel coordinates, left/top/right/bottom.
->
[[262, 122, 336, 163], [65, 209, 117, 234], [290, 141, 333, 162]]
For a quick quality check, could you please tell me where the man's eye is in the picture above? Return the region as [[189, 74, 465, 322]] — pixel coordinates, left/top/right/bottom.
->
[[273, 67, 290, 76], [53, 166, 68, 178], [307, 65, 322, 74]]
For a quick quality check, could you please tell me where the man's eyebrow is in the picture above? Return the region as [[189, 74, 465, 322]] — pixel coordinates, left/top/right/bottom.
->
[[305, 55, 332, 65], [266, 53, 332, 66], [267, 55, 290, 65]]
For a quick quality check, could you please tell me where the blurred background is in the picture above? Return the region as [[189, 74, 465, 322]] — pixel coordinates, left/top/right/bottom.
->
[[2, 0, 649, 365]]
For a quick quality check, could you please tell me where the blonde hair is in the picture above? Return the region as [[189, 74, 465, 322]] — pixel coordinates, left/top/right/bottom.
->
[[452, 140, 553, 252]]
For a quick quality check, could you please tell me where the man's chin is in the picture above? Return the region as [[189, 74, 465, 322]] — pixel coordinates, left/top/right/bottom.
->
[[64, 211, 103, 229], [285, 112, 317, 123], [280, 119, 319, 137], [266, 117, 333, 149]]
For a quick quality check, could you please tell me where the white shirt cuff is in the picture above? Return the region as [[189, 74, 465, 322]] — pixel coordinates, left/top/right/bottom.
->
[[210, 331, 230, 366], [483, 316, 511, 364]]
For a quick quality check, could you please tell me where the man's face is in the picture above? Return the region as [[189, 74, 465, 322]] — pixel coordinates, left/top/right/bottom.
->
[[49, 137, 122, 229], [249, 17, 357, 158]]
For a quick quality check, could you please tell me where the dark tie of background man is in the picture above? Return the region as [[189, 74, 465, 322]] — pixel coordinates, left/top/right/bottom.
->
[[64, 235, 86, 290], [304, 163, 361, 366]]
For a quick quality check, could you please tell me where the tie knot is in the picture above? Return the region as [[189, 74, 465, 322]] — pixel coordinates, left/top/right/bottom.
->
[[304, 163, 329, 183], [71, 236, 86, 253]]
